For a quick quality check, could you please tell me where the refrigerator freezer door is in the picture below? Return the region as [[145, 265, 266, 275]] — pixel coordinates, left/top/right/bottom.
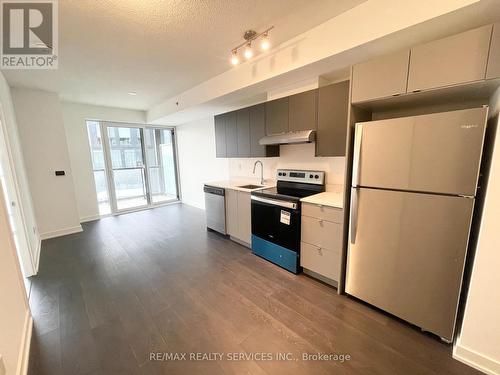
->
[[354, 107, 488, 196], [346, 187, 474, 341]]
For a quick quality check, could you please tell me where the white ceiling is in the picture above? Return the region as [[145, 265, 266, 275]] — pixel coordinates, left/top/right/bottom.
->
[[1, 0, 366, 110]]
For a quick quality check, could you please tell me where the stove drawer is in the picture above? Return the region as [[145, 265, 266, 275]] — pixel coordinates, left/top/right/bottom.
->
[[301, 215, 342, 252], [302, 203, 343, 223], [301, 242, 340, 281]]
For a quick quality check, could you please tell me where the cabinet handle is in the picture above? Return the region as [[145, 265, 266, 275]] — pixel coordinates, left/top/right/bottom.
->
[[317, 247, 322, 255], [318, 219, 323, 225]]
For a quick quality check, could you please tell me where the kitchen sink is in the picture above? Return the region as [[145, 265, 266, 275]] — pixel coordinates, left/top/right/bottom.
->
[[238, 184, 264, 189]]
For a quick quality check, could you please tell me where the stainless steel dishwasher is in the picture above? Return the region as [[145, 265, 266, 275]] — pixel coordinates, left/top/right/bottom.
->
[[203, 185, 226, 235]]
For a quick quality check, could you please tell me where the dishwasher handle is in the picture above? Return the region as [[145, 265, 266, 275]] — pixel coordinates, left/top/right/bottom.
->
[[203, 185, 225, 196]]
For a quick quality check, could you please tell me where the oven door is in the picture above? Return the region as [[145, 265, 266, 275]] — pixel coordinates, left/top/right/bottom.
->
[[251, 196, 301, 252]]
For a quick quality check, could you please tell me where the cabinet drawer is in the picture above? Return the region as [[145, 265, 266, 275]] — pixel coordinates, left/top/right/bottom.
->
[[302, 203, 343, 223], [301, 215, 341, 251], [301, 242, 340, 281]]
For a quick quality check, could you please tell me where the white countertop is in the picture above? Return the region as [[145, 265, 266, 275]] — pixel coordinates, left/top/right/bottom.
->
[[300, 191, 344, 209], [204, 180, 275, 192]]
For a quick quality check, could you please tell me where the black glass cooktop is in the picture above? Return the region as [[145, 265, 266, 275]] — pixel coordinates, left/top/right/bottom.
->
[[251, 181, 325, 203]]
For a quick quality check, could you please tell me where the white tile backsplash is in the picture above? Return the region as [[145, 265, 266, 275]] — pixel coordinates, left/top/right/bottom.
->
[[228, 143, 345, 192]]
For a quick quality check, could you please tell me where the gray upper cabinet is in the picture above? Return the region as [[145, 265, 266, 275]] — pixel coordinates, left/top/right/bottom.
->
[[225, 111, 238, 157], [289, 89, 318, 131], [316, 81, 349, 157], [265, 97, 289, 135], [249, 104, 279, 157], [408, 25, 492, 92], [214, 114, 226, 158], [249, 104, 266, 157], [237, 108, 250, 157], [351, 50, 410, 103], [486, 23, 500, 80]]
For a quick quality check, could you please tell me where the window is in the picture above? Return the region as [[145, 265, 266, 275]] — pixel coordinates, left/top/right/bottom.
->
[[86, 121, 111, 215], [86, 121, 179, 214]]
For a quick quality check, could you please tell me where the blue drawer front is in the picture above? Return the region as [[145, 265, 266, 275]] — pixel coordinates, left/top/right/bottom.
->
[[251, 235, 300, 274]]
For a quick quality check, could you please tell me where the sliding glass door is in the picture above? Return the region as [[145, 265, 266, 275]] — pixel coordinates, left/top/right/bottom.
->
[[106, 125, 149, 211], [144, 128, 179, 204], [86, 122, 179, 215]]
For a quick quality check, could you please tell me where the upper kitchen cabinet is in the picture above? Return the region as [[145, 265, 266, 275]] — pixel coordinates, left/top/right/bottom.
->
[[249, 104, 279, 157], [408, 25, 492, 92], [265, 97, 289, 135], [289, 89, 318, 131], [351, 50, 410, 103], [214, 113, 227, 158], [486, 23, 500, 80], [225, 111, 238, 157], [236, 108, 251, 157], [316, 81, 349, 157]]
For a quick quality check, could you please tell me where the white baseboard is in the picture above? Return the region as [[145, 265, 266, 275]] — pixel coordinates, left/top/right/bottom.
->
[[454, 343, 500, 375], [80, 214, 100, 223], [16, 311, 33, 375], [39, 225, 83, 240]]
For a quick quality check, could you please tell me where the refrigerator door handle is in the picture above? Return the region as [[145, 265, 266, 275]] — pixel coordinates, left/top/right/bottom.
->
[[350, 187, 359, 244], [352, 124, 363, 187]]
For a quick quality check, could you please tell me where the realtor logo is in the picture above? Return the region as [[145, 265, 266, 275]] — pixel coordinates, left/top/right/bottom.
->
[[1, 0, 58, 69]]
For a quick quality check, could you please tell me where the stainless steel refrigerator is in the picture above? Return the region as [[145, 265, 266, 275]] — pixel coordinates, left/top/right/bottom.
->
[[346, 107, 488, 342]]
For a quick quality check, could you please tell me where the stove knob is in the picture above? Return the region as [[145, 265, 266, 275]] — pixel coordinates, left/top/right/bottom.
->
[[309, 174, 313, 178], [315, 175, 319, 179], [278, 172, 282, 176], [283, 172, 287, 176]]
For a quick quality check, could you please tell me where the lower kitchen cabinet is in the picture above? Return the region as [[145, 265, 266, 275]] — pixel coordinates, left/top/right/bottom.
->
[[300, 202, 343, 283], [237, 191, 251, 243], [225, 189, 251, 245], [301, 242, 340, 281], [225, 189, 238, 236]]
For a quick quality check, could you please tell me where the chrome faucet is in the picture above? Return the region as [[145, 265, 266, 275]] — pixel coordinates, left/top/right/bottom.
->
[[253, 160, 264, 185]]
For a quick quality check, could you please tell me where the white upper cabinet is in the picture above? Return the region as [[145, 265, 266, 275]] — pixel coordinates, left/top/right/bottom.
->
[[351, 50, 410, 103], [407, 25, 492, 92], [486, 23, 500, 80]]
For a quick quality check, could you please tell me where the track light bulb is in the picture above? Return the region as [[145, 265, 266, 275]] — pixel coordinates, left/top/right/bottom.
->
[[244, 43, 253, 59], [231, 51, 239, 65], [261, 34, 270, 50]]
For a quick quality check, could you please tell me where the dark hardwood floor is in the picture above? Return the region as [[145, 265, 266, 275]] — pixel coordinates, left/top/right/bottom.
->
[[27, 203, 481, 375]]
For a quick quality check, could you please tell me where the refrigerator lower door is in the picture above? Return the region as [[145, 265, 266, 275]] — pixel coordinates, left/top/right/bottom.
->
[[354, 107, 488, 196], [346, 187, 474, 341]]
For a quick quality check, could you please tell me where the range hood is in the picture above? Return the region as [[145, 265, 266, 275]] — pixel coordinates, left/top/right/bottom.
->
[[259, 130, 316, 145]]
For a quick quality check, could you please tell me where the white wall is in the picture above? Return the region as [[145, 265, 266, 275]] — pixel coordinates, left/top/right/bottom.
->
[[454, 88, 500, 375], [0, 73, 40, 273], [176, 117, 229, 209], [11, 88, 81, 239], [61, 101, 146, 221], [0, 186, 31, 375]]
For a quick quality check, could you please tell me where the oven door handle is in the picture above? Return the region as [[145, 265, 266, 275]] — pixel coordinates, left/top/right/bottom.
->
[[251, 195, 297, 210]]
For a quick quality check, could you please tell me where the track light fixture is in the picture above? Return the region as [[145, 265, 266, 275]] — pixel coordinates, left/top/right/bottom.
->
[[229, 26, 273, 66]]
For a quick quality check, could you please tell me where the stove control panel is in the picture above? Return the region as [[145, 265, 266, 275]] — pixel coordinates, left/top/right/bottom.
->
[[276, 169, 325, 185]]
